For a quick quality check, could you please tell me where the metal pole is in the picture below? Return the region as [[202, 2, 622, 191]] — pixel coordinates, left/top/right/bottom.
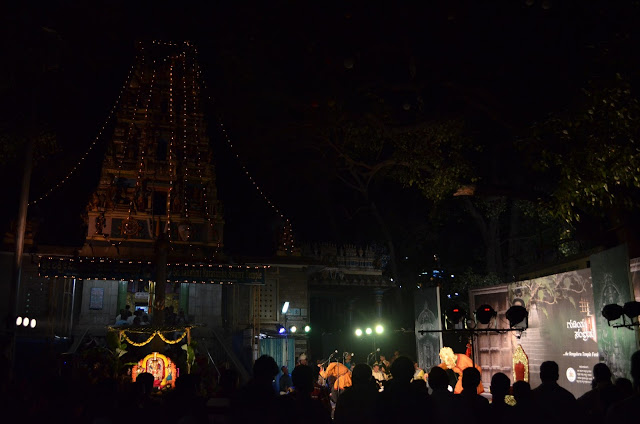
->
[[69, 279, 76, 336]]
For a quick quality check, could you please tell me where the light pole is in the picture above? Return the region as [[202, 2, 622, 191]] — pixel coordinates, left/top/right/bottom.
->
[[282, 301, 289, 368]]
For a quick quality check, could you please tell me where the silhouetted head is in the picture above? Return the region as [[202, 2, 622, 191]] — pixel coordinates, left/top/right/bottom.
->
[[292, 365, 314, 394], [352, 363, 372, 385], [136, 372, 154, 395], [512, 380, 531, 403], [592, 363, 612, 383], [428, 366, 449, 391], [539, 361, 559, 383], [614, 377, 633, 397], [490, 372, 511, 398], [461, 367, 481, 392], [253, 355, 279, 382], [390, 356, 414, 383]]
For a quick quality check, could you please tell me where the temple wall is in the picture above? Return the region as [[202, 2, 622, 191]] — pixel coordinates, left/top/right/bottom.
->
[[188, 284, 222, 327], [78, 279, 120, 333]]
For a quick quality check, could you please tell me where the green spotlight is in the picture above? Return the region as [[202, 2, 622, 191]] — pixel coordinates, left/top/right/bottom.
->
[[304, 325, 311, 333], [365, 327, 372, 335], [375, 324, 384, 334], [355, 328, 363, 337]]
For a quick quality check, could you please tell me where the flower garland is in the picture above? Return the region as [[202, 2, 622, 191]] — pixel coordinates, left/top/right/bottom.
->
[[120, 329, 187, 347], [157, 331, 187, 345], [122, 331, 157, 347]]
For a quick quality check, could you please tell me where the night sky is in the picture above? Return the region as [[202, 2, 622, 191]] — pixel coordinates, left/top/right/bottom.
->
[[2, 1, 639, 269]]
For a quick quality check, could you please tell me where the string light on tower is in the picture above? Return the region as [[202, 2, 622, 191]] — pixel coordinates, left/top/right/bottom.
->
[[128, 63, 156, 223], [196, 64, 296, 253], [181, 52, 191, 241], [29, 53, 141, 206], [166, 60, 176, 242], [189, 46, 218, 256], [119, 52, 146, 176]]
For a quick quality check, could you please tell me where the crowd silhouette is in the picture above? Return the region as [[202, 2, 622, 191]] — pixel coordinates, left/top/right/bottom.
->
[[1, 341, 638, 424]]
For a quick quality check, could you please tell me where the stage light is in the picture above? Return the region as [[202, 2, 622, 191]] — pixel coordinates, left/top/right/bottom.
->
[[602, 304, 624, 322], [476, 304, 497, 325], [623, 301, 640, 319], [506, 305, 528, 328], [290, 326, 297, 333], [23, 318, 29, 327], [445, 306, 465, 325], [30, 319, 36, 328], [365, 327, 372, 335], [304, 325, 311, 333], [16, 317, 22, 326], [355, 328, 363, 337], [277, 325, 286, 334], [282, 302, 289, 314], [375, 325, 384, 334]]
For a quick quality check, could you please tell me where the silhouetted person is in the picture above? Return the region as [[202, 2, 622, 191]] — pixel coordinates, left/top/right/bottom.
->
[[272, 365, 331, 424], [377, 356, 429, 422], [490, 372, 512, 424], [334, 363, 379, 424], [207, 368, 238, 424], [428, 366, 460, 424], [532, 361, 576, 424], [512, 380, 537, 424], [457, 367, 490, 424], [606, 350, 640, 423], [614, 377, 633, 399], [232, 354, 279, 422], [124, 372, 164, 421], [279, 365, 293, 393], [577, 363, 623, 424], [165, 374, 208, 423]]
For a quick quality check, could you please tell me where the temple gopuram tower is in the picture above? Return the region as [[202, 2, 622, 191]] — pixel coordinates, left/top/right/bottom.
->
[[80, 41, 224, 261]]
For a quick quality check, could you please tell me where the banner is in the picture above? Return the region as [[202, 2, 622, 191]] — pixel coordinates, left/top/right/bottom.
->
[[591, 244, 638, 381], [508, 269, 598, 397], [414, 286, 442, 370]]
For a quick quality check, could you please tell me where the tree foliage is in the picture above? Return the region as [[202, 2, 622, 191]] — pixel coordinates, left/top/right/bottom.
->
[[527, 74, 640, 224]]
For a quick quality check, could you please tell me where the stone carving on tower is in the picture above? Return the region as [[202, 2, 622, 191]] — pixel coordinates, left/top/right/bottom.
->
[[81, 41, 224, 260]]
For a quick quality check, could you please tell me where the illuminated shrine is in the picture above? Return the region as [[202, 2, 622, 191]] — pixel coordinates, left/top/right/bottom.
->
[[132, 352, 178, 389]]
